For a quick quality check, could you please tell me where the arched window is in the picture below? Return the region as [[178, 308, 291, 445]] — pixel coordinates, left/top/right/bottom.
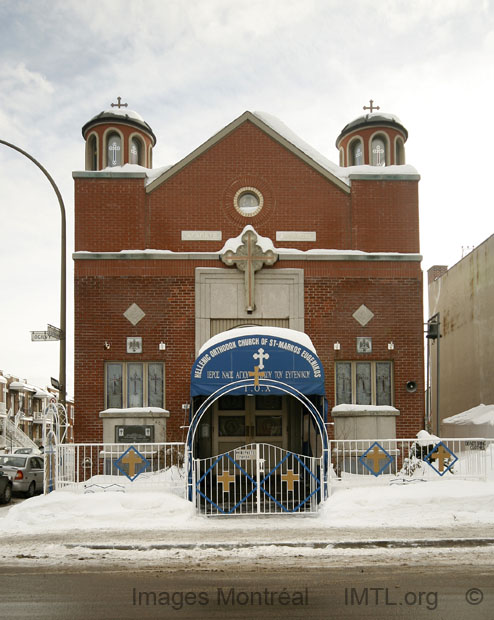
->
[[87, 134, 98, 171], [395, 138, 405, 165], [107, 132, 122, 167], [129, 137, 143, 165], [350, 139, 364, 166], [371, 136, 386, 166]]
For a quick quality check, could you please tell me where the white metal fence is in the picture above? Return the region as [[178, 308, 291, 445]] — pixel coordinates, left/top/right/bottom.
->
[[193, 443, 323, 516], [52, 442, 186, 495], [329, 438, 493, 491]]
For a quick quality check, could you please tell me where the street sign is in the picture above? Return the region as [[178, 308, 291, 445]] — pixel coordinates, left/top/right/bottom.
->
[[47, 324, 62, 339], [31, 331, 58, 342]]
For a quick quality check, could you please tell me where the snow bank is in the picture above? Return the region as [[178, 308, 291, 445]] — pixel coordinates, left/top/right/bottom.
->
[[3, 478, 494, 536]]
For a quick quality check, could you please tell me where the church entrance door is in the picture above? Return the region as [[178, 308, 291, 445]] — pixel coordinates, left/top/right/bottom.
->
[[212, 394, 287, 457]]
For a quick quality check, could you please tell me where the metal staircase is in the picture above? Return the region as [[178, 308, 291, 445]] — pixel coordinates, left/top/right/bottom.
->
[[1, 413, 38, 452]]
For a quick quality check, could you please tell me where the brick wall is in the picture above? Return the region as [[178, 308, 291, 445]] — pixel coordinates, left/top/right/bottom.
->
[[74, 116, 424, 443]]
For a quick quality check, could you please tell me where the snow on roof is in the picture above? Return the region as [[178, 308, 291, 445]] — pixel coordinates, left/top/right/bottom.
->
[[100, 407, 169, 415], [33, 388, 52, 399], [103, 108, 144, 122], [199, 326, 316, 356], [348, 111, 404, 125], [76, 111, 418, 188], [443, 404, 494, 426], [97, 163, 173, 184], [253, 111, 417, 186], [0, 376, 7, 384], [8, 381, 37, 392], [253, 111, 344, 180], [332, 404, 399, 413]]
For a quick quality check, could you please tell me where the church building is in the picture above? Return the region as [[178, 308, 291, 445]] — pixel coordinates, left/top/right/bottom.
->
[[73, 100, 424, 483]]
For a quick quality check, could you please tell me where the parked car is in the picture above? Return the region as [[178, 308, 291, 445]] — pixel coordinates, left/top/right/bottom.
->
[[0, 471, 12, 504], [14, 447, 42, 455], [0, 454, 44, 497]]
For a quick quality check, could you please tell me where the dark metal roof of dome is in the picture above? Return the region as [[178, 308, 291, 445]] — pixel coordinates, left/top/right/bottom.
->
[[336, 112, 408, 146], [82, 109, 157, 146]]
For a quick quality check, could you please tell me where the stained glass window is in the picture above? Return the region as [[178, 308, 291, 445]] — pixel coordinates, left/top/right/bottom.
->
[[127, 363, 143, 408], [351, 140, 364, 165], [107, 133, 122, 167], [335, 361, 393, 406], [356, 362, 372, 405], [106, 363, 122, 408], [129, 137, 141, 165], [336, 362, 352, 404], [148, 363, 163, 408], [376, 362, 392, 406], [371, 137, 386, 166]]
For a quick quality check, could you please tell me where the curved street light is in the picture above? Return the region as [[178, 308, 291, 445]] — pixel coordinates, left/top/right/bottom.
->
[[0, 139, 66, 409]]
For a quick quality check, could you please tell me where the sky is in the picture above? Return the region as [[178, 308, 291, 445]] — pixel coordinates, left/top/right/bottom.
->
[[1, 0, 493, 398]]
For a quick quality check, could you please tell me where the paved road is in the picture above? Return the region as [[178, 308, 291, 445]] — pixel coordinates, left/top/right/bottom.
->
[[1, 564, 493, 619]]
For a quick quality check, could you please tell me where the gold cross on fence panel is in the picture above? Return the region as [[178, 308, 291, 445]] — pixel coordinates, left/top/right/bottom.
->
[[429, 445, 451, 473], [217, 468, 236, 493], [281, 468, 300, 493], [365, 445, 384, 474], [120, 449, 145, 478], [221, 229, 278, 312]]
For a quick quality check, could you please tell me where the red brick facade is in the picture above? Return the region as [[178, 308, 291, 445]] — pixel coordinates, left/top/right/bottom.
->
[[73, 111, 424, 443]]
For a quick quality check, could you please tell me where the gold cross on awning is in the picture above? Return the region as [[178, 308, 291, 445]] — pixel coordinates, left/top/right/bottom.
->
[[221, 229, 278, 312]]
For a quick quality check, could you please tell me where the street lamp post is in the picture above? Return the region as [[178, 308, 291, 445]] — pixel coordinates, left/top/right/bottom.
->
[[0, 140, 66, 409]]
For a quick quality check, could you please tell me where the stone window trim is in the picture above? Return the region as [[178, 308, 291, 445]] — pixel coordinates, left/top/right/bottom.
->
[[394, 135, 406, 165], [128, 132, 146, 167], [234, 186, 264, 217], [222, 175, 274, 226], [85, 131, 99, 171], [347, 136, 365, 166]]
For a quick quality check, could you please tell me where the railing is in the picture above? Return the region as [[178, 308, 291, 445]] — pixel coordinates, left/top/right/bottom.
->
[[54, 442, 186, 495], [329, 438, 492, 492], [1, 415, 39, 451]]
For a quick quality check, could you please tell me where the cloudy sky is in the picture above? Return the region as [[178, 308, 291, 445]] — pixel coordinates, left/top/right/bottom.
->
[[1, 0, 493, 397]]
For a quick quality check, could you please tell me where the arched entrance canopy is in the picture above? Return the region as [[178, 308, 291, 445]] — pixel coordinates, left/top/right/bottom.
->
[[191, 326, 325, 398], [187, 328, 329, 504]]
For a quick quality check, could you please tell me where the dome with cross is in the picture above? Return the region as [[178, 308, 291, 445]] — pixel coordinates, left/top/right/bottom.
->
[[336, 101, 408, 167], [82, 97, 156, 170]]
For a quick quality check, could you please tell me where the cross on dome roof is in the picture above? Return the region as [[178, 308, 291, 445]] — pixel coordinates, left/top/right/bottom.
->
[[363, 99, 380, 113], [111, 96, 128, 109]]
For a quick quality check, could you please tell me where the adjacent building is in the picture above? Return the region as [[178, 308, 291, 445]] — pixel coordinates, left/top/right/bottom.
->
[[428, 234, 494, 433]]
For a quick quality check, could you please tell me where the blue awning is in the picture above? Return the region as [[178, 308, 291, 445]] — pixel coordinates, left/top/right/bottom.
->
[[191, 328, 325, 397]]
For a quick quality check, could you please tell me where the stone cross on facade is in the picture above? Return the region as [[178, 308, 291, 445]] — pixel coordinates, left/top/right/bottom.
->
[[221, 229, 278, 312], [363, 99, 380, 113], [111, 96, 128, 109]]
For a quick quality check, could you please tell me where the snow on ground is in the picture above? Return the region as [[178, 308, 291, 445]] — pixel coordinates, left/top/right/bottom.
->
[[2, 478, 494, 536]]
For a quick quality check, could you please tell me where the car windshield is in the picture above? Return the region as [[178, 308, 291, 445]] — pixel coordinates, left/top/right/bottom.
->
[[0, 456, 27, 468], [15, 449, 31, 454]]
